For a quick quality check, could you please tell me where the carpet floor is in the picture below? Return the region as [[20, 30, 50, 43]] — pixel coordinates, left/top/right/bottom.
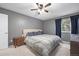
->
[[0, 42, 70, 56]]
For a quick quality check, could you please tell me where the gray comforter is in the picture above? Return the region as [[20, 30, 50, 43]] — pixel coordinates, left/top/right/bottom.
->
[[26, 34, 61, 56]]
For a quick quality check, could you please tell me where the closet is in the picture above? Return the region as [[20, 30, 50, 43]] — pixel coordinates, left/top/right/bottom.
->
[[0, 13, 8, 49]]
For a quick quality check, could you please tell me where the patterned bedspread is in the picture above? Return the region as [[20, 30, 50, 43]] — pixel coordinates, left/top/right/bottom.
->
[[26, 34, 61, 56]]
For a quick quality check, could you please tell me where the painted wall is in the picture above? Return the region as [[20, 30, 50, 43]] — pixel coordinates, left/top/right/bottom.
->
[[43, 19, 56, 35], [0, 8, 43, 44]]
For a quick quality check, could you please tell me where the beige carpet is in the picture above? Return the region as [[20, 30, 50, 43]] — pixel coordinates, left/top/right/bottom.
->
[[0, 43, 70, 56], [50, 43, 70, 56], [0, 46, 35, 56]]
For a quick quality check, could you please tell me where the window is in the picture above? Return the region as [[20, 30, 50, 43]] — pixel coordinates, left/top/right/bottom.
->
[[61, 17, 71, 32]]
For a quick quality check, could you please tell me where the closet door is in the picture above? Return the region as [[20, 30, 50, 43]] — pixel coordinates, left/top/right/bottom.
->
[[0, 13, 8, 49]]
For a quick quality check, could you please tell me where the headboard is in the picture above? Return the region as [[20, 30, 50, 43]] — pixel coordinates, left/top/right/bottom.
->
[[22, 29, 43, 37]]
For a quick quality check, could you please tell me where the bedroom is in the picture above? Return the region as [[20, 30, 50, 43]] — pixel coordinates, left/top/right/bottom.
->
[[0, 3, 79, 56]]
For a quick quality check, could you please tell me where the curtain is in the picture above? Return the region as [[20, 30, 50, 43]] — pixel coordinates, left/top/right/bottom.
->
[[70, 15, 79, 34], [55, 19, 61, 37]]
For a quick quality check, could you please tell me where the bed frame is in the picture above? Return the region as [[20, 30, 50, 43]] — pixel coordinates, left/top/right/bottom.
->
[[22, 29, 43, 37]]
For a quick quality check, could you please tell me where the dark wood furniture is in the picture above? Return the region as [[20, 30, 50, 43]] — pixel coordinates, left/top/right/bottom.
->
[[13, 36, 25, 48], [71, 41, 79, 56]]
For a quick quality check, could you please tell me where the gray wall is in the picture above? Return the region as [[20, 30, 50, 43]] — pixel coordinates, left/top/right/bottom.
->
[[43, 19, 56, 35], [0, 8, 43, 44]]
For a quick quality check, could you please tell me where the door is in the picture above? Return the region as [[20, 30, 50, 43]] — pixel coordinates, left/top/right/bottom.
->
[[0, 13, 8, 49]]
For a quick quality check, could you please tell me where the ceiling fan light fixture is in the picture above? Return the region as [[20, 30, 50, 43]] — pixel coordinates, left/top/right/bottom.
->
[[31, 3, 51, 15]]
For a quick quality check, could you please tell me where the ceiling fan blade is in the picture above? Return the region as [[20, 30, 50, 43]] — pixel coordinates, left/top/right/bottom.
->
[[39, 4, 43, 9], [44, 10, 48, 13], [45, 3, 51, 8], [31, 9, 38, 11], [36, 3, 39, 6]]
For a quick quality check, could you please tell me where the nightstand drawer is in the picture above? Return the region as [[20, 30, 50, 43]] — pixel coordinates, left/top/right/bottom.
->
[[71, 41, 79, 56]]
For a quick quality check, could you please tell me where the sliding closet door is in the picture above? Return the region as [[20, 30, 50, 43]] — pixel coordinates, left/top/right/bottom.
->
[[0, 13, 8, 49]]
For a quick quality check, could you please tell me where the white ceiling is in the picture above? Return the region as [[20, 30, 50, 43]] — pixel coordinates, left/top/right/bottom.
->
[[0, 3, 79, 20]]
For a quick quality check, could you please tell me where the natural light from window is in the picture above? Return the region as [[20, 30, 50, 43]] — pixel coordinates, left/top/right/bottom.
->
[[61, 17, 71, 33]]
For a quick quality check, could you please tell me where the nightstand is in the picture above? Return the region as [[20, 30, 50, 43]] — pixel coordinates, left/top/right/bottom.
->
[[70, 34, 79, 56], [71, 41, 79, 56], [13, 36, 25, 48]]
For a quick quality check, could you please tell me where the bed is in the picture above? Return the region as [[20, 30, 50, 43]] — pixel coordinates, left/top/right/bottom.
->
[[23, 29, 61, 56]]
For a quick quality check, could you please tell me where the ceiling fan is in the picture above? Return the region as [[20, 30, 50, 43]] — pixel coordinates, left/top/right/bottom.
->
[[31, 3, 51, 14]]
